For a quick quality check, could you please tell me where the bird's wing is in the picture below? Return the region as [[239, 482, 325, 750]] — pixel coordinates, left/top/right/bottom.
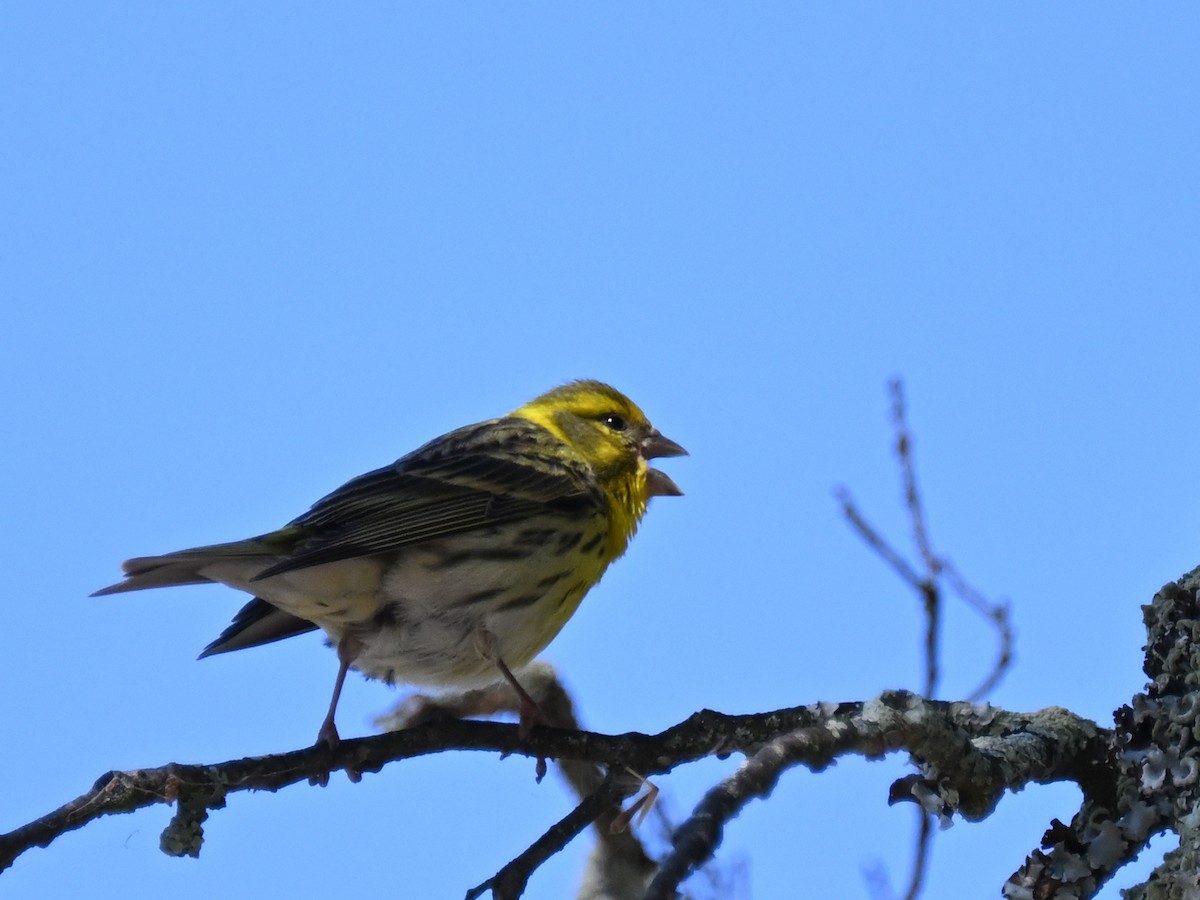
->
[[198, 598, 319, 657], [252, 417, 602, 580]]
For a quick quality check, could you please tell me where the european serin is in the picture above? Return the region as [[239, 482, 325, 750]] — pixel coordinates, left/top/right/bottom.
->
[[94, 380, 685, 745]]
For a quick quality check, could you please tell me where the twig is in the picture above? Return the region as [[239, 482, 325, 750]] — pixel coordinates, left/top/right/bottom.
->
[[889, 378, 941, 699], [835, 489, 923, 591], [889, 380, 939, 577], [377, 664, 660, 898], [836, 379, 1016, 899], [941, 563, 1014, 702], [890, 380, 941, 896], [904, 810, 933, 900], [466, 771, 636, 900], [644, 722, 854, 899]]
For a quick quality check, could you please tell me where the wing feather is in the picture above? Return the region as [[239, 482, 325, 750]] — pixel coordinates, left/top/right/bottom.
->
[[253, 418, 602, 580], [198, 598, 319, 657]]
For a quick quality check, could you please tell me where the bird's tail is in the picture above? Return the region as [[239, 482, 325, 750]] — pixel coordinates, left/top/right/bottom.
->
[[90, 535, 286, 597]]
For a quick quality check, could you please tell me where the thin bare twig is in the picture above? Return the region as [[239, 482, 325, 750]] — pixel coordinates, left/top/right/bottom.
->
[[904, 810, 933, 900], [836, 379, 1016, 900], [889, 377, 942, 699], [941, 563, 1014, 702], [890, 380, 940, 578], [465, 771, 637, 900], [891, 379, 940, 898], [835, 488, 923, 591], [377, 663, 660, 898]]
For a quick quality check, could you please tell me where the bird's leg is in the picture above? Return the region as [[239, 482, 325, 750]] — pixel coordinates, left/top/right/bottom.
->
[[472, 631, 551, 781], [610, 768, 661, 833], [492, 655, 552, 782], [492, 654, 552, 741], [316, 633, 363, 749]]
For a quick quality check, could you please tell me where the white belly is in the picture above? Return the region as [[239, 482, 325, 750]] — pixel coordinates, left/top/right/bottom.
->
[[236, 523, 609, 688]]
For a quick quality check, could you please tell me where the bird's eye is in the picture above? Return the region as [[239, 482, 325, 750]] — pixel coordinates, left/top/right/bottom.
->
[[602, 414, 628, 432]]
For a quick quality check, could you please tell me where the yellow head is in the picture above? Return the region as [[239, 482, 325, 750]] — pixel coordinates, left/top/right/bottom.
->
[[511, 380, 686, 548]]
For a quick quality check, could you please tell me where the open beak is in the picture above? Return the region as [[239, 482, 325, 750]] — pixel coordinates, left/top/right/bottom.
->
[[642, 430, 688, 460], [642, 430, 687, 497]]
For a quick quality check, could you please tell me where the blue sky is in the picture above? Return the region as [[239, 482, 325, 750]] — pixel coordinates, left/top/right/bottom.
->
[[3, 5, 1198, 898]]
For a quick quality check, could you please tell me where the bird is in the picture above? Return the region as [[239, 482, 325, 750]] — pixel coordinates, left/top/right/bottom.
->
[[93, 380, 686, 747]]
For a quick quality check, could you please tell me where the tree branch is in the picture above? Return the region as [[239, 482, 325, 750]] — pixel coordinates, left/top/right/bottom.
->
[[0, 693, 1105, 891], [1005, 568, 1200, 898], [641, 695, 1105, 900]]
